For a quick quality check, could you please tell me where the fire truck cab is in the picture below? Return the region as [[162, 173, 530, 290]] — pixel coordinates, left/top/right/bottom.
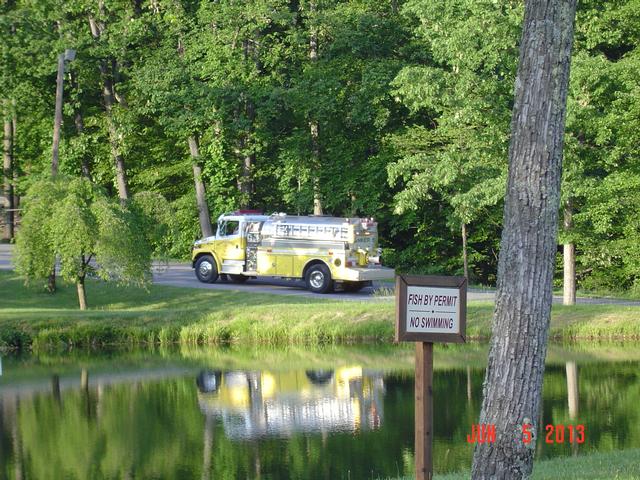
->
[[191, 211, 394, 293]]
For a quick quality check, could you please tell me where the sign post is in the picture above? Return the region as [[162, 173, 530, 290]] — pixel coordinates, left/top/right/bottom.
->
[[395, 274, 467, 480]]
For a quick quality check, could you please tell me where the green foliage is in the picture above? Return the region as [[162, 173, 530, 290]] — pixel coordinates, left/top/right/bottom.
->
[[131, 191, 176, 257], [15, 177, 152, 296], [561, 0, 640, 292], [3, 0, 640, 290]]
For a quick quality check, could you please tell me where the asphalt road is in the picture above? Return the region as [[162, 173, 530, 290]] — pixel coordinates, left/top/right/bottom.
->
[[3, 243, 640, 305]]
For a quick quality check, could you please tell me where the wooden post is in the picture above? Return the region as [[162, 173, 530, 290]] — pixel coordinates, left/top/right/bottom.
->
[[415, 342, 433, 480], [396, 275, 466, 479]]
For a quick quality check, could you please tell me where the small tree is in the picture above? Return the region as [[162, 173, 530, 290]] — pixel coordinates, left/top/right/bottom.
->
[[16, 177, 152, 310]]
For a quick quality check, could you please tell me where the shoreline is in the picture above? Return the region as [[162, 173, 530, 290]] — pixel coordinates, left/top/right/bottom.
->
[[2, 271, 640, 349]]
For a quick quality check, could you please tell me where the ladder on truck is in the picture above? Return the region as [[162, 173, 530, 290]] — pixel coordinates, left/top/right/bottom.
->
[[274, 222, 349, 241]]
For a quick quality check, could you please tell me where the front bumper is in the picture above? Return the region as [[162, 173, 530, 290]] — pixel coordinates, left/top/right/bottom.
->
[[339, 266, 395, 282]]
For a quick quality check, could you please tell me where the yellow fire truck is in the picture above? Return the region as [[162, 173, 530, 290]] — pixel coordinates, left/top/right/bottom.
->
[[191, 211, 394, 293], [196, 367, 384, 438]]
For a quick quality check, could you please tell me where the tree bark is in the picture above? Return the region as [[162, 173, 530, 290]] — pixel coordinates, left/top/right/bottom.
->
[[188, 136, 214, 238], [235, 38, 256, 207], [89, 13, 130, 203], [76, 276, 87, 310], [462, 222, 469, 280], [311, 121, 323, 215], [3, 100, 14, 241], [48, 55, 62, 288], [51, 53, 65, 176], [309, 1, 323, 215], [563, 199, 576, 305], [75, 110, 92, 179], [175, 32, 213, 235], [11, 103, 18, 230], [471, 1, 577, 479], [71, 71, 91, 179], [240, 103, 254, 207]]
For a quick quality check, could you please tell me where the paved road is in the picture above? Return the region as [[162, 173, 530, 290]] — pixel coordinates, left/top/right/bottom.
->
[[3, 243, 640, 305]]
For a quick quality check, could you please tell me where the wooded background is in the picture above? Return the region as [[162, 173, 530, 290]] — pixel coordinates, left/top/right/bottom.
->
[[2, 0, 639, 293]]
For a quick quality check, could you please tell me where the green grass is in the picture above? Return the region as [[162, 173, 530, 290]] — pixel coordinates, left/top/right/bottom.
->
[[1, 270, 640, 349], [553, 285, 640, 302], [418, 448, 640, 480]]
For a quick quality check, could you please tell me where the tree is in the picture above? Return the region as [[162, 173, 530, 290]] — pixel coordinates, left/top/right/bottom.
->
[[388, 0, 520, 280], [15, 177, 152, 310], [129, 0, 216, 238], [560, 0, 640, 296], [471, 0, 577, 478], [2, 100, 13, 241]]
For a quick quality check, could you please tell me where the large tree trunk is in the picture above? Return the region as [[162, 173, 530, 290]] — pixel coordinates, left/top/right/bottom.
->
[[89, 13, 130, 203], [75, 109, 92, 179], [309, 1, 323, 215], [71, 72, 91, 180], [236, 38, 256, 208], [51, 53, 65, 176], [11, 103, 19, 230], [76, 275, 87, 310], [563, 199, 576, 305], [311, 121, 323, 215], [471, 1, 577, 479], [188, 136, 214, 238], [3, 100, 14, 241], [48, 55, 62, 289], [240, 102, 255, 207]]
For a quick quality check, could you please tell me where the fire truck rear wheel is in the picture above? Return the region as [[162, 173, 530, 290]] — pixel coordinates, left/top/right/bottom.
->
[[195, 255, 219, 284], [305, 264, 333, 294], [228, 274, 248, 283]]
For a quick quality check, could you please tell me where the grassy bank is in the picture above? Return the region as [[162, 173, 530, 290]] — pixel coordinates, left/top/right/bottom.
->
[[1, 270, 640, 349], [417, 448, 640, 480]]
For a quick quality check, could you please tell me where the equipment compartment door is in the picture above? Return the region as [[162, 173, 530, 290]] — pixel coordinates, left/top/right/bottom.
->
[[257, 249, 277, 275], [276, 256, 293, 276]]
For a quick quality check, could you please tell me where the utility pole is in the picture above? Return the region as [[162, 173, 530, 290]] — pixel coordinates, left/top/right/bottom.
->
[[49, 49, 75, 292], [51, 49, 76, 175]]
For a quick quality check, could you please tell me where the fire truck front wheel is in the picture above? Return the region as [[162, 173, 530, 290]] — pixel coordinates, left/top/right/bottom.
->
[[195, 255, 219, 284], [305, 263, 333, 294]]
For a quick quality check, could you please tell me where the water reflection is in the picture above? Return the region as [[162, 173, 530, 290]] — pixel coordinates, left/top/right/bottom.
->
[[0, 346, 639, 479], [196, 368, 384, 440]]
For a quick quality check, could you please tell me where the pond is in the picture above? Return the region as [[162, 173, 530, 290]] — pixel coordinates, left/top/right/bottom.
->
[[1, 343, 639, 479]]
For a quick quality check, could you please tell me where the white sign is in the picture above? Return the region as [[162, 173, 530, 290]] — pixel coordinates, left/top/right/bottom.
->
[[405, 286, 461, 334]]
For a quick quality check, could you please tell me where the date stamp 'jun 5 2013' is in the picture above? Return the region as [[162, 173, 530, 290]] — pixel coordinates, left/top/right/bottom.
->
[[466, 423, 586, 444]]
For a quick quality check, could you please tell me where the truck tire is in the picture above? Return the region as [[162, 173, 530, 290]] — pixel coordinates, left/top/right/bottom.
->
[[228, 274, 248, 284], [195, 255, 219, 284], [305, 263, 333, 294]]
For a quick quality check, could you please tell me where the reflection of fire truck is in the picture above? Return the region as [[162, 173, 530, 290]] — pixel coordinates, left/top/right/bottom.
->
[[191, 212, 394, 293], [196, 367, 384, 439]]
